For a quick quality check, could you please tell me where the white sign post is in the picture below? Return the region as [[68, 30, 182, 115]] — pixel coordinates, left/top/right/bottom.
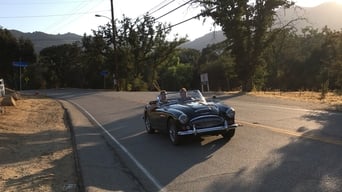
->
[[200, 73, 209, 92]]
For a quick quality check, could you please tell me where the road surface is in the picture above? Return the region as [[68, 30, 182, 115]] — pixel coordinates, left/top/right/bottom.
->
[[41, 89, 342, 192]]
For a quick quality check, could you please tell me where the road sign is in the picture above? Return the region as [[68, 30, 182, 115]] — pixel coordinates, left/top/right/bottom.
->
[[12, 61, 28, 67], [100, 70, 109, 76], [200, 73, 208, 83]]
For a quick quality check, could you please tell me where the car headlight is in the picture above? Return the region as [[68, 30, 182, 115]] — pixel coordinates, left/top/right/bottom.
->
[[226, 108, 235, 118], [178, 114, 188, 124]]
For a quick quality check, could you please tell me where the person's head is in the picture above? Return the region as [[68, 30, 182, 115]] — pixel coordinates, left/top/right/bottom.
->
[[160, 90, 167, 101], [179, 87, 187, 99]]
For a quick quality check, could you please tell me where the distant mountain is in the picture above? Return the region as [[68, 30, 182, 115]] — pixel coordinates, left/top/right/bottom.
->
[[276, 1, 342, 32], [9, 30, 82, 53], [181, 2, 342, 50], [180, 31, 226, 50]]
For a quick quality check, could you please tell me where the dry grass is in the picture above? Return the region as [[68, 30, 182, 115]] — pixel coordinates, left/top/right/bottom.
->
[[247, 91, 342, 110]]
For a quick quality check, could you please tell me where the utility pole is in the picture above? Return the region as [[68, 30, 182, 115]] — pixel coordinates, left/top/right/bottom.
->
[[110, 0, 119, 91], [95, 1, 119, 91]]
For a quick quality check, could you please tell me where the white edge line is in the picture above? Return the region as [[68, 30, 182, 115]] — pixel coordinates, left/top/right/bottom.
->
[[70, 101, 166, 192]]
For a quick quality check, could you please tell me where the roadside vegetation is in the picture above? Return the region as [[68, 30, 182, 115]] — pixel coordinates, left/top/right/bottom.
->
[[0, 0, 341, 95], [249, 90, 342, 111]]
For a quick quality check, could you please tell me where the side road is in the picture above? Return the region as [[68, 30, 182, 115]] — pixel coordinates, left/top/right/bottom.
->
[[60, 100, 145, 192]]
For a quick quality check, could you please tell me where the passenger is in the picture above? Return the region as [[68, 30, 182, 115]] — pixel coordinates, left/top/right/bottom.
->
[[159, 90, 168, 104]]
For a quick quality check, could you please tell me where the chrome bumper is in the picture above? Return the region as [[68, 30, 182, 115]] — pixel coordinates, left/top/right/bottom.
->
[[177, 120, 238, 136]]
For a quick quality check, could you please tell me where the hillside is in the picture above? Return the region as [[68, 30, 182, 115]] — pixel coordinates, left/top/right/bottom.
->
[[181, 2, 342, 50], [10, 30, 82, 53]]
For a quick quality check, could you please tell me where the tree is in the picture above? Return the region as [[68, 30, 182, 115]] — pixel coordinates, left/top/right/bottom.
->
[[178, 48, 201, 88], [319, 27, 342, 93], [96, 14, 186, 90], [81, 34, 109, 88], [197, 43, 237, 91], [38, 43, 82, 88], [159, 60, 193, 91], [197, 0, 294, 91], [0, 29, 36, 89]]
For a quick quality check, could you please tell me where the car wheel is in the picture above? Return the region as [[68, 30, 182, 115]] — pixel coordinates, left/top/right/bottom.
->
[[168, 119, 180, 145], [144, 114, 155, 134], [221, 129, 235, 140]]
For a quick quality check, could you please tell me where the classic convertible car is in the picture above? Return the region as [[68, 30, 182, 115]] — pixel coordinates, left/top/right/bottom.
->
[[143, 90, 238, 145]]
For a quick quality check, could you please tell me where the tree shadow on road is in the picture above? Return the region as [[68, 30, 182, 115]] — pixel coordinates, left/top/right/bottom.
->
[[206, 110, 342, 192]]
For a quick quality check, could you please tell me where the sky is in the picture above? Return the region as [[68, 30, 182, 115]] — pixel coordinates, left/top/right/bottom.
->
[[0, 0, 341, 41]]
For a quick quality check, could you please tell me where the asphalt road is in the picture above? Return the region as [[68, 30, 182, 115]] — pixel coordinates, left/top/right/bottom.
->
[[39, 89, 342, 192]]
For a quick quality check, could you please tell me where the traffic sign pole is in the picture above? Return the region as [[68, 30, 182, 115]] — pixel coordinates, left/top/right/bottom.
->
[[13, 61, 28, 90]]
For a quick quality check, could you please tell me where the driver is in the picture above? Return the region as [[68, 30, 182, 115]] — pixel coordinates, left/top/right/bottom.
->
[[179, 87, 192, 102]]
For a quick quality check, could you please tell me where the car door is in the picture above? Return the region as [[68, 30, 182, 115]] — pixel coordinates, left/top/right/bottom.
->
[[150, 103, 169, 131]]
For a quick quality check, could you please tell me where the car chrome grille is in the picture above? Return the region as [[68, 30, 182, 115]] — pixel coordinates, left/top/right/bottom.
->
[[190, 115, 224, 129]]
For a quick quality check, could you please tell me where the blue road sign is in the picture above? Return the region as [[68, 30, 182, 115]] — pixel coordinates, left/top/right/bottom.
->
[[12, 61, 28, 67], [100, 70, 109, 76]]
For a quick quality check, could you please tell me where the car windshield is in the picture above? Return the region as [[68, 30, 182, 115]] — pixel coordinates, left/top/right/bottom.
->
[[159, 90, 206, 104]]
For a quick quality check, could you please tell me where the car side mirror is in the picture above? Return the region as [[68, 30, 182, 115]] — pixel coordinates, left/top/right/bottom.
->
[[149, 100, 157, 105]]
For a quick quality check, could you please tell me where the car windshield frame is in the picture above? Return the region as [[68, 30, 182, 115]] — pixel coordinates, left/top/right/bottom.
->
[[157, 90, 206, 105]]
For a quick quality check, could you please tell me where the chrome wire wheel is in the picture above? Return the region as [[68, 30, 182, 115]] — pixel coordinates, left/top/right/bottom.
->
[[168, 119, 180, 145], [144, 115, 154, 134]]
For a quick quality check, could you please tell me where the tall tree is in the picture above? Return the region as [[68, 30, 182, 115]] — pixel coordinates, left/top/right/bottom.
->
[[319, 27, 342, 92], [81, 34, 109, 88], [196, 0, 294, 91], [96, 14, 186, 90]]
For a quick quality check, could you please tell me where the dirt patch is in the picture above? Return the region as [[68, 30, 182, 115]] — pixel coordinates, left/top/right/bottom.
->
[[0, 95, 78, 192]]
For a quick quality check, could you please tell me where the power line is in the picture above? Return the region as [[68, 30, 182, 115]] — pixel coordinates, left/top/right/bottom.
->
[[45, 0, 108, 34], [163, 6, 216, 30], [154, 0, 193, 20], [148, 0, 176, 15], [165, 12, 202, 30]]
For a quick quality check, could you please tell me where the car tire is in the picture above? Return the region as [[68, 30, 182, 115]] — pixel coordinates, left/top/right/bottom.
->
[[168, 119, 180, 145], [221, 129, 235, 140], [144, 114, 155, 134]]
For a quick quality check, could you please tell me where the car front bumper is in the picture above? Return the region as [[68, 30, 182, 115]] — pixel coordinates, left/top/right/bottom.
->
[[177, 120, 238, 136]]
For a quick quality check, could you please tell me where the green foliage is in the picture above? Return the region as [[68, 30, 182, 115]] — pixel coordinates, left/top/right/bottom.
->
[[94, 14, 186, 91], [198, 0, 294, 91], [38, 43, 82, 88], [3, 5, 342, 92], [159, 62, 193, 91], [129, 75, 148, 91], [0, 28, 36, 89], [198, 44, 237, 91]]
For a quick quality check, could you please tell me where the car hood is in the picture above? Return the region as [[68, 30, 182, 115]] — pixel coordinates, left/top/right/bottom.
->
[[170, 102, 220, 117]]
